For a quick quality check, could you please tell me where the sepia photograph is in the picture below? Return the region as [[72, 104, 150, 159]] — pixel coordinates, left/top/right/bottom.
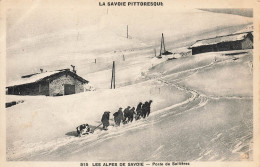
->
[[0, 0, 259, 166]]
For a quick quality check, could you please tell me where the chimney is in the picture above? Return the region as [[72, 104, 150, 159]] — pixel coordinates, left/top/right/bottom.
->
[[71, 65, 76, 73], [40, 69, 43, 73]]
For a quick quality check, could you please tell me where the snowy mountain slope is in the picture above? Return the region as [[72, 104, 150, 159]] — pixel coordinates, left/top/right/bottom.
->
[[5, 6, 253, 161], [6, 7, 252, 84], [6, 49, 253, 161], [7, 80, 190, 160]]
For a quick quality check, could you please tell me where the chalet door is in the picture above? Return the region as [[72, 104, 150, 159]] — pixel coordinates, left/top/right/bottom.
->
[[64, 84, 75, 95]]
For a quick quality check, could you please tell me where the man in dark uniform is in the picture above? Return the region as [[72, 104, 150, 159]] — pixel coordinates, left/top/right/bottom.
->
[[123, 106, 131, 124], [128, 107, 136, 122], [101, 111, 110, 130], [113, 107, 124, 126], [146, 100, 153, 117], [136, 102, 142, 120], [142, 101, 149, 118]]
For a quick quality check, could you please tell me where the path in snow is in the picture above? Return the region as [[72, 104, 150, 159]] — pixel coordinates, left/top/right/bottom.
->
[[7, 51, 253, 161]]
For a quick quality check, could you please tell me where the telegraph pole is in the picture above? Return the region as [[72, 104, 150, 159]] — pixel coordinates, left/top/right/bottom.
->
[[111, 61, 116, 89], [111, 62, 114, 89], [113, 62, 115, 89], [159, 33, 166, 56], [160, 34, 163, 56], [162, 33, 166, 53], [127, 25, 128, 38]]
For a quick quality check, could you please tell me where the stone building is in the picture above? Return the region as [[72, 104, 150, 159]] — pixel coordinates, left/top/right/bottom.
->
[[6, 69, 88, 96], [189, 32, 253, 55]]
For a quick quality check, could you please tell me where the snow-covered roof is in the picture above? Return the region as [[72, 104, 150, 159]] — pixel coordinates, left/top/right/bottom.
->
[[190, 32, 252, 48], [7, 70, 88, 87], [171, 47, 191, 54]]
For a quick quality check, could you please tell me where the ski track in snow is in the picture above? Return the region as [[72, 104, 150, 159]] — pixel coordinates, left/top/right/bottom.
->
[[10, 66, 208, 161], [9, 73, 206, 160], [8, 51, 253, 161], [159, 57, 253, 100], [10, 93, 201, 160]]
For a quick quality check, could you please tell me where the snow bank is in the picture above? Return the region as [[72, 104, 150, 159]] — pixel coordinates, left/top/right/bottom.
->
[[178, 51, 253, 97], [5, 7, 253, 161], [6, 79, 190, 160]]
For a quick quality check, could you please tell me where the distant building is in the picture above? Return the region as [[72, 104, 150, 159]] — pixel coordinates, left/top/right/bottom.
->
[[6, 69, 88, 96], [189, 32, 253, 55]]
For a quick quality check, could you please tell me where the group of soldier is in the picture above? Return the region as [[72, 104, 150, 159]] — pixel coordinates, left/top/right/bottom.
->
[[76, 100, 153, 137], [101, 100, 153, 130]]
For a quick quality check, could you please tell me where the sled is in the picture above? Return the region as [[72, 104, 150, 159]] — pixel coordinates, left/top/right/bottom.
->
[[78, 127, 92, 137]]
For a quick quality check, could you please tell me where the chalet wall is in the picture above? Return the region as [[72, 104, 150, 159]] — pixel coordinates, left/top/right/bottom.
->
[[241, 37, 253, 49], [217, 41, 242, 51], [191, 40, 247, 55], [192, 45, 214, 55], [7, 82, 49, 96], [49, 74, 84, 96], [39, 82, 49, 95]]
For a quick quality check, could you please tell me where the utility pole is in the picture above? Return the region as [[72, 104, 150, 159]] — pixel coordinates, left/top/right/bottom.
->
[[160, 34, 163, 56], [159, 33, 166, 56], [113, 62, 115, 89], [123, 54, 125, 61], [111, 62, 114, 89], [154, 48, 156, 57], [127, 25, 128, 38], [162, 33, 166, 53], [111, 61, 116, 89]]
